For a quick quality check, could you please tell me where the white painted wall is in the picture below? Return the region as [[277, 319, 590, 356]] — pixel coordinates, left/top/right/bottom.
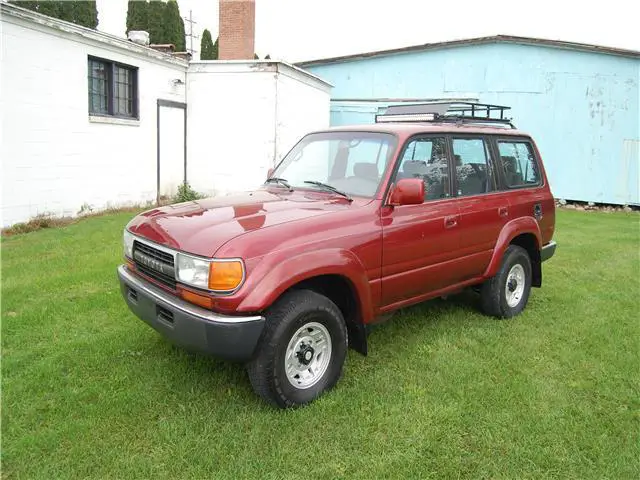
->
[[274, 65, 332, 164], [1, 6, 187, 227], [186, 62, 278, 196], [186, 61, 331, 196], [1, 4, 331, 227]]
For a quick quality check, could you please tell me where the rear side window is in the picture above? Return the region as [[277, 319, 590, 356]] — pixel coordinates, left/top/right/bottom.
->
[[396, 137, 449, 201], [497, 141, 541, 188], [452, 138, 494, 196]]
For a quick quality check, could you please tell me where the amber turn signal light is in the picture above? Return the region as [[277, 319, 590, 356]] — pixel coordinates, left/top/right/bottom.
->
[[208, 260, 244, 291], [179, 287, 214, 309]]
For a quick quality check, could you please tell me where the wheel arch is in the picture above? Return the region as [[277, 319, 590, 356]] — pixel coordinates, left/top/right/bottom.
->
[[286, 274, 368, 355], [484, 218, 542, 286], [237, 249, 372, 355], [509, 233, 541, 287]]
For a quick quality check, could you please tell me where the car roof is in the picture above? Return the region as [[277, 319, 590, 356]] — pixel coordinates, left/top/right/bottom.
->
[[317, 122, 531, 138]]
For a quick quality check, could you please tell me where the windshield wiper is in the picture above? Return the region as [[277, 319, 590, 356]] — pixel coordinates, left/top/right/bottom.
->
[[304, 181, 353, 202], [265, 177, 292, 190]]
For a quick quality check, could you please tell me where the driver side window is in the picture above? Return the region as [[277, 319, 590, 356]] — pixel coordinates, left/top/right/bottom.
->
[[395, 137, 449, 201]]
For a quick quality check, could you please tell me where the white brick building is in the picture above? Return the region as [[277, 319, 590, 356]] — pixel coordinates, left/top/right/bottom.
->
[[0, 2, 331, 227]]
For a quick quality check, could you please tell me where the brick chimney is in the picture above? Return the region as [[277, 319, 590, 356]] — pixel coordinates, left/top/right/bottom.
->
[[219, 0, 256, 60]]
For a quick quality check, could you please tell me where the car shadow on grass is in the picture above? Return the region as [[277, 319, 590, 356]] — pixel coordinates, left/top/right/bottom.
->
[[134, 289, 494, 410]]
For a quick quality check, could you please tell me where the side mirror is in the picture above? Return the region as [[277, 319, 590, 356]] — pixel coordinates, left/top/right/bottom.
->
[[267, 167, 274, 179], [389, 178, 424, 206]]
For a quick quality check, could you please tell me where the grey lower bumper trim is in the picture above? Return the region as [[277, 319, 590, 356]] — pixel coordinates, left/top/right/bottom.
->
[[118, 265, 262, 324], [541, 240, 557, 262], [118, 265, 266, 360]]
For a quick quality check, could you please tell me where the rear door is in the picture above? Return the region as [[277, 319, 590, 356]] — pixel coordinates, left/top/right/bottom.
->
[[450, 135, 511, 280], [381, 135, 461, 308], [494, 137, 554, 240]]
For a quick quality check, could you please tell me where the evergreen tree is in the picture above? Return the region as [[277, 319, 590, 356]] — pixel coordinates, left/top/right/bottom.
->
[[10, 1, 97, 28], [176, 9, 186, 51], [163, 0, 185, 51], [16, 1, 40, 11], [73, 1, 98, 29], [264, 54, 271, 59], [126, 0, 148, 32], [37, 1, 61, 18], [212, 37, 219, 60], [200, 29, 216, 60], [146, 0, 166, 45]]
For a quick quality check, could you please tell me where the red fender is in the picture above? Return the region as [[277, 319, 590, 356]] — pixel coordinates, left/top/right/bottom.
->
[[237, 248, 374, 323], [484, 217, 542, 279]]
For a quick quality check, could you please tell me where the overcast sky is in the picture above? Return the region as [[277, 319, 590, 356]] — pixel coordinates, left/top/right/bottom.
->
[[96, 0, 640, 61]]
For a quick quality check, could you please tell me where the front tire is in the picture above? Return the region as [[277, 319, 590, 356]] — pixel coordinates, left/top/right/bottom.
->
[[480, 245, 532, 318], [247, 290, 348, 408]]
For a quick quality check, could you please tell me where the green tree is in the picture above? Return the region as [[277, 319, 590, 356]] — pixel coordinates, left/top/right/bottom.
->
[[72, 1, 98, 29], [212, 37, 219, 59], [126, 0, 148, 32], [10, 1, 97, 28], [37, 1, 61, 18], [200, 29, 216, 60], [146, 0, 166, 45], [163, 0, 185, 51]]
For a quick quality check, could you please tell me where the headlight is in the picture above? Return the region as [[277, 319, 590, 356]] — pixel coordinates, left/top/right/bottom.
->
[[176, 254, 245, 292], [123, 230, 134, 258], [176, 254, 211, 289]]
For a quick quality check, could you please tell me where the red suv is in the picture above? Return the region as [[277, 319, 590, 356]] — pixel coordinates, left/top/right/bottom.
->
[[118, 103, 556, 408]]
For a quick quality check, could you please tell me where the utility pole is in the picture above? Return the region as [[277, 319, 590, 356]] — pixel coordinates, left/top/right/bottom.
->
[[183, 9, 199, 57]]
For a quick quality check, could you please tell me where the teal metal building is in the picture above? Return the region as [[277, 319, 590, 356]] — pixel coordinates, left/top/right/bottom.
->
[[299, 36, 640, 205]]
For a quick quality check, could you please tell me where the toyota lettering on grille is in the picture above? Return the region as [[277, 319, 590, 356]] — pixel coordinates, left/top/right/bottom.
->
[[133, 249, 175, 277]]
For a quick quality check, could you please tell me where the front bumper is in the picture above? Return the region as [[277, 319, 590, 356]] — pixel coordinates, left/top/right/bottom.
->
[[118, 265, 265, 361], [541, 240, 557, 262]]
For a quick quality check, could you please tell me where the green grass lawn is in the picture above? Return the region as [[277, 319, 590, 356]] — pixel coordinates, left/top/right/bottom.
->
[[2, 210, 639, 479]]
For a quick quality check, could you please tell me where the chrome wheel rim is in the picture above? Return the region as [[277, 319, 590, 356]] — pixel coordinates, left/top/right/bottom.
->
[[284, 322, 332, 389], [505, 264, 526, 308]]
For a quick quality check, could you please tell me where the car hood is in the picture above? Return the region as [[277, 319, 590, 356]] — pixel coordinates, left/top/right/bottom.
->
[[127, 188, 366, 257]]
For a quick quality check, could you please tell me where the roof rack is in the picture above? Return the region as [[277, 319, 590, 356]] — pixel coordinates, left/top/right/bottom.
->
[[375, 102, 516, 128]]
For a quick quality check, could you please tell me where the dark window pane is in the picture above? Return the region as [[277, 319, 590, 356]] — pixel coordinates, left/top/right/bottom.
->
[[497, 142, 541, 187], [452, 138, 494, 196], [396, 137, 449, 201], [114, 65, 135, 116], [88, 58, 137, 118], [88, 59, 108, 115]]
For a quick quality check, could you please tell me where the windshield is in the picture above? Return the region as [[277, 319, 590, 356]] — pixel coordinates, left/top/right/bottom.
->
[[271, 131, 397, 198]]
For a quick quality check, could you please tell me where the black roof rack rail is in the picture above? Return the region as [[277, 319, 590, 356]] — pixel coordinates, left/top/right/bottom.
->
[[375, 101, 516, 128]]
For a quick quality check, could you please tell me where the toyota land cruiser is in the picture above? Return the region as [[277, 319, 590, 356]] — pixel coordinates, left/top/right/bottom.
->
[[118, 102, 556, 408]]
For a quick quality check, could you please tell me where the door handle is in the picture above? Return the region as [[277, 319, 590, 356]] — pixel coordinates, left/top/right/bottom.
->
[[444, 215, 458, 229], [498, 206, 509, 218]]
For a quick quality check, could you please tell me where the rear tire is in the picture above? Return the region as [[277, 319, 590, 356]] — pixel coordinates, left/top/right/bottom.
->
[[247, 290, 348, 408], [481, 245, 532, 318]]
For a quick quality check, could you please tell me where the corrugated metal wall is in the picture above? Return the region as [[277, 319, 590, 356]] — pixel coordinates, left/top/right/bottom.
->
[[305, 43, 640, 205]]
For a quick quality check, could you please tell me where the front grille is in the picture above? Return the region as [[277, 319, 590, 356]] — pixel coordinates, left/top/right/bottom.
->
[[132, 240, 176, 289], [134, 241, 174, 266], [136, 263, 176, 289]]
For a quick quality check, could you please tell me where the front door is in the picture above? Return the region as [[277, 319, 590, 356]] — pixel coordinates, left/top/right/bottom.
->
[[381, 136, 461, 308]]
